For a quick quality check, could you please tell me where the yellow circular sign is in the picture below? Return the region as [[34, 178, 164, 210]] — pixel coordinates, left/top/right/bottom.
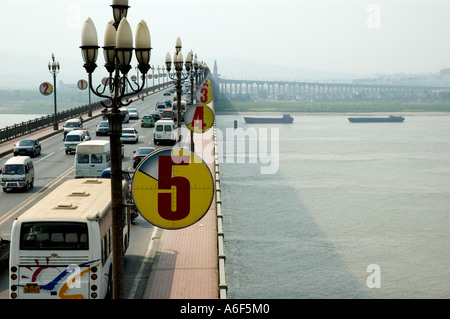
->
[[39, 82, 53, 96], [132, 147, 214, 229], [196, 79, 213, 104], [185, 104, 215, 133]]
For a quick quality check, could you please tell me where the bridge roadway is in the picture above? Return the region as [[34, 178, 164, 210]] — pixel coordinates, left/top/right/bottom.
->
[[0, 88, 219, 299]]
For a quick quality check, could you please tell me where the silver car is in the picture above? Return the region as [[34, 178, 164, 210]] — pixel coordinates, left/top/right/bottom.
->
[[120, 128, 139, 143], [128, 108, 139, 119]]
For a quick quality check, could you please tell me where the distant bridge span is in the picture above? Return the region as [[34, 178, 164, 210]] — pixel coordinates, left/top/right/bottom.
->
[[214, 77, 447, 100]]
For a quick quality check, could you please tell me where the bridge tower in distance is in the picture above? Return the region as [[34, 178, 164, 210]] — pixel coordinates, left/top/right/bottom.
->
[[213, 60, 218, 77]]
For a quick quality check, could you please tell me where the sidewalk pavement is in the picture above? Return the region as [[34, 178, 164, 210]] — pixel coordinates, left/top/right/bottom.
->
[[143, 123, 219, 299]]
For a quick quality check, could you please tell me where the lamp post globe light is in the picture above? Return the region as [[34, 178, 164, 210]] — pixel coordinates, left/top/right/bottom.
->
[[193, 53, 199, 97], [157, 65, 161, 85], [80, 0, 151, 299], [151, 66, 155, 87], [187, 50, 196, 152], [48, 53, 60, 130], [165, 37, 192, 143]]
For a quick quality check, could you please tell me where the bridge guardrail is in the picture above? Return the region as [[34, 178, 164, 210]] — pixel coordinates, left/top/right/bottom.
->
[[214, 123, 227, 299], [0, 82, 171, 143]]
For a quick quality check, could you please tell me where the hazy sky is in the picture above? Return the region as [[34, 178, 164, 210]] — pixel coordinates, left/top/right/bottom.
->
[[1, 0, 449, 85]]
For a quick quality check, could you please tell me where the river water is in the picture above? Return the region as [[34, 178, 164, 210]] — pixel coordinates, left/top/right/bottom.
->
[[0, 114, 47, 130], [216, 113, 450, 299], [2, 112, 449, 298]]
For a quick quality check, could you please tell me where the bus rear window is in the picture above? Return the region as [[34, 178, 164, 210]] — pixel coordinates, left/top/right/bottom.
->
[[20, 222, 88, 250]]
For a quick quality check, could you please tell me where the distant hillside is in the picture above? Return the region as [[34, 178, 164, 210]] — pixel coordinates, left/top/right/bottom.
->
[[0, 50, 365, 89], [0, 51, 87, 89], [213, 57, 363, 82]]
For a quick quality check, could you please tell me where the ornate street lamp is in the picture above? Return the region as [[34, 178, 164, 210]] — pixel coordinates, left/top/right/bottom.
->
[[165, 37, 192, 143], [48, 53, 60, 130], [157, 65, 161, 85], [187, 50, 196, 152], [193, 53, 199, 93], [151, 65, 155, 88], [80, 0, 151, 299]]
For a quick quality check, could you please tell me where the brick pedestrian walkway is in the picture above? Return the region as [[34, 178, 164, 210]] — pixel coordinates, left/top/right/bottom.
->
[[143, 108, 219, 299]]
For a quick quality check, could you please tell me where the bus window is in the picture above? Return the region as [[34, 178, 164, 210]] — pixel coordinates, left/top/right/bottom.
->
[[20, 222, 88, 250]]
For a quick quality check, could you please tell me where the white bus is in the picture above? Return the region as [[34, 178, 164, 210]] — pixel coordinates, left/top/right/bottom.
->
[[9, 178, 131, 299]]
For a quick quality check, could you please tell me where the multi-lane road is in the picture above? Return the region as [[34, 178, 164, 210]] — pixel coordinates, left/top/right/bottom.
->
[[0, 89, 176, 299]]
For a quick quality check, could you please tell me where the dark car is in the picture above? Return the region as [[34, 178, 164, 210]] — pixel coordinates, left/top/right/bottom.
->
[[13, 138, 41, 157], [150, 110, 161, 122], [0, 234, 10, 265], [164, 99, 172, 108], [133, 147, 155, 168], [96, 120, 109, 136]]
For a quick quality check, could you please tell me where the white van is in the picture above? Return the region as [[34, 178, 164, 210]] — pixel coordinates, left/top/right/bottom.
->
[[1, 156, 35, 192], [63, 118, 83, 140], [74, 140, 111, 178], [153, 119, 177, 145], [64, 129, 91, 154]]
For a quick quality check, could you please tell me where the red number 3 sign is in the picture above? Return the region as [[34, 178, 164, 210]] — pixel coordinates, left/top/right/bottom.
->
[[196, 79, 213, 104]]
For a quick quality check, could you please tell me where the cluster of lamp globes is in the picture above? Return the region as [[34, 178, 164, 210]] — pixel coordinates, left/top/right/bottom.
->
[[165, 37, 194, 73], [80, 0, 196, 92], [80, 4, 152, 76]]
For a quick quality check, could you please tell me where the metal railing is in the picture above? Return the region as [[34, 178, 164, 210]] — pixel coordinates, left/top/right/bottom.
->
[[214, 123, 228, 299], [0, 101, 103, 143], [0, 82, 171, 143]]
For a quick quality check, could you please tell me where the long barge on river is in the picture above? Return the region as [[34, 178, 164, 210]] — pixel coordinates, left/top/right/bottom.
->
[[348, 115, 405, 123], [244, 114, 294, 124]]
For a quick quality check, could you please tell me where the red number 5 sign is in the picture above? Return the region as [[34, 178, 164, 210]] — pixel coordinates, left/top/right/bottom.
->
[[132, 147, 214, 229]]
